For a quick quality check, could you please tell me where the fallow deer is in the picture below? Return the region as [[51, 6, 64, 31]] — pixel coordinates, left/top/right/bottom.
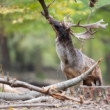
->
[[39, 0, 108, 94]]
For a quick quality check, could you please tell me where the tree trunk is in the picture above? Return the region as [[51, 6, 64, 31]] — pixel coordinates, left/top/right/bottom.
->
[[0, 31, 10, 69], [104, 53, 110, 83], [101, 39, 110, 84]]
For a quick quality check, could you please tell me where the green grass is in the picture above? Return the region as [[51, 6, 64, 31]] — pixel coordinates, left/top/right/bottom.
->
[[36, 73, 45, 80]]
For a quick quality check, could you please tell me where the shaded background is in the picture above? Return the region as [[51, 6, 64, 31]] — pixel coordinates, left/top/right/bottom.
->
[[0, 0, 110, 85]]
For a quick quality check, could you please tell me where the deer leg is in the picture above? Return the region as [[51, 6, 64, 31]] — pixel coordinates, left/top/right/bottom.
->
[[63, 68, 77, 95]]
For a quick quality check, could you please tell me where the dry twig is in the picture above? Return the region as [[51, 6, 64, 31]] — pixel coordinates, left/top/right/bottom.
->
[[24, 96, 52, 103], [1, 64, 4, 92], [0, 103, 64, 109], [0, 91, 41, 101]]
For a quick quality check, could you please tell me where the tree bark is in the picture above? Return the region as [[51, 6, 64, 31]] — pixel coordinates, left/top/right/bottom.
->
[[0, 16, 10, 69], [0, 35, 10, 69], [0, 91, 41, 101], [0, 103, 70, 109], [101, 39, 110, 84], [104, 53, 110, 83]]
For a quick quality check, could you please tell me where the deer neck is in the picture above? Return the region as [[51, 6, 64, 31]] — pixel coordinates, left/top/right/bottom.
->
[[48, 17, 76, 59], [52, 21, 76, 64], [56, 30, 76, 58]]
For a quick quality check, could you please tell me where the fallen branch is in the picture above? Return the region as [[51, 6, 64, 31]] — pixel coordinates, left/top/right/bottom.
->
[[24, 96, 52, 103], [0, 103, 64, 109], [0, 59, 101, 101], [0, 91, 41, 101]]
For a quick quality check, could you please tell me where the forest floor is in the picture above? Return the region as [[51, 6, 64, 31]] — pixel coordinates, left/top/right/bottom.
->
[[0, 96, 110, 110], [0, 86, 110, 110], [1, 69, 110, 110]]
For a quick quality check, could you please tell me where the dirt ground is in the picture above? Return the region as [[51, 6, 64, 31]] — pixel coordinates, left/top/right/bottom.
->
[[0, 98, 110, 110]]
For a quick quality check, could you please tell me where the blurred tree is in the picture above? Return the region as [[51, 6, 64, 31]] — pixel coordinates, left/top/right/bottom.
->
[[90, 4, 110, 83], [100, 6, 110, 83], [0, 15, 10, 69]]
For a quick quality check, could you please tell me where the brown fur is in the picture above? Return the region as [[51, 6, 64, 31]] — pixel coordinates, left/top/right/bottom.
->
[[82, 65, 102, 86]]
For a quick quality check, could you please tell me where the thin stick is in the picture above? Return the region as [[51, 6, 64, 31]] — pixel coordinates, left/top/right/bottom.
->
[[1, 64, 4, 78], [87, 8, 93, 24], [0, 103, 63, 109], [24, 96, 52, 103], [80, 85, 110, 89], [1, 64, 4, 92], [7, 72, 9, 81], [47, 0, 55, 8]]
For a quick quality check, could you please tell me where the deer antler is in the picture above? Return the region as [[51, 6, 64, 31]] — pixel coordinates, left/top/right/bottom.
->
[[64, 14, 71, 29], [70, 19, 108, 29], [71, 19, 108, 40], [70, 30, 95, 41], [64, 16, 108, 40]]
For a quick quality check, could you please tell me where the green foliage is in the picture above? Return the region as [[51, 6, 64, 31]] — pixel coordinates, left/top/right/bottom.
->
[[0, 88, 2, 92]]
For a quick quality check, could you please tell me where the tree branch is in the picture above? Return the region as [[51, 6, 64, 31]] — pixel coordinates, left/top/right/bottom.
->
[[0, 91, 41, 101], [38, 0, 49, 19], [0, 103, 63, 109], [24, 96, 52, 103]]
